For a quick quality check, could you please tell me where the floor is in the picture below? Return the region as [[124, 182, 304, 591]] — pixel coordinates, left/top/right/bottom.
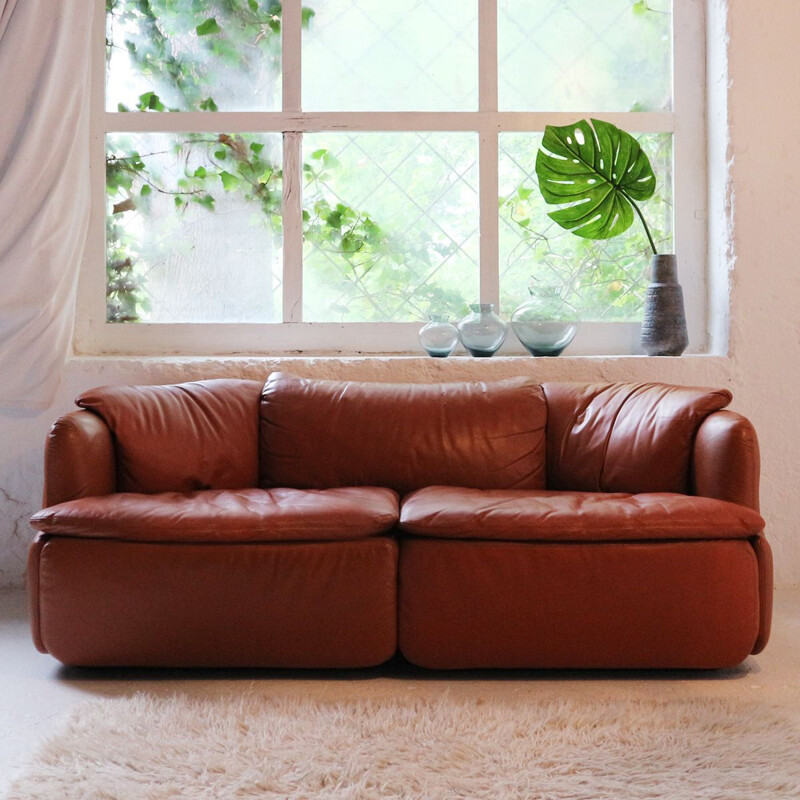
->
[[2, 588, 799, 792]]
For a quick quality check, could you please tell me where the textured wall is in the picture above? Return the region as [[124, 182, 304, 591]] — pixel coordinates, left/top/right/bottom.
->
[[1, 1, 799, 588], [722, 0, 800, 588]]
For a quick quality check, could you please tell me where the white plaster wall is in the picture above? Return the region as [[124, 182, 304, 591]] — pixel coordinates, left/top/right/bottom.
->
[[722, 0, 800, 588], [0, 1, 798, 588]]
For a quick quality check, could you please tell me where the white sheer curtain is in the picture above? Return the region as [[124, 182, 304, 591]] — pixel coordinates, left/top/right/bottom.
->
[[0, 1, 93, 408]]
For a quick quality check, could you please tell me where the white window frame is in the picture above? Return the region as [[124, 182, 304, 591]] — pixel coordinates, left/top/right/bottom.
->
[[76, 0, 707, 357]]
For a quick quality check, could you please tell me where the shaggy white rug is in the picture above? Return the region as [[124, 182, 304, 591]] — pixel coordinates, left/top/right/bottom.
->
[[7, 694, 800, 799]]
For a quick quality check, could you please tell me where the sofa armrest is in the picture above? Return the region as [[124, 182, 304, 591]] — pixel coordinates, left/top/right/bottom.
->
[[43, 410, 116, 507], [692, 410, 760, 511]]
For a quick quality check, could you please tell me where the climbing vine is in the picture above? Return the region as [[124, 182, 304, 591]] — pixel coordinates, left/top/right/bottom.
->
[[105, 0, 672, 323]]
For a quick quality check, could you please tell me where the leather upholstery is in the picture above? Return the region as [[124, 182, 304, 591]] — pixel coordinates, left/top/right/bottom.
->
[[542, 382, 732, 494], [31, 487, 399, 543], [43, 410, 115, 507], [400, 487, 765, 541], [26, 534, 47, 654], [693, 411, 760, 511], [28, 376, 772, 669], [399, 538, 760, 669], [260, 373, 548, 494], [35, 536, 398, 668], [751, 534, 773, 654], [77, 379, 263, 494]]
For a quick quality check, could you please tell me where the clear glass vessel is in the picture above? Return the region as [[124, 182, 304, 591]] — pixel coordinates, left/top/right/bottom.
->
[[457, 304, 507, 357], [511, 286, 578, 356], [418, 314, 459, 357]]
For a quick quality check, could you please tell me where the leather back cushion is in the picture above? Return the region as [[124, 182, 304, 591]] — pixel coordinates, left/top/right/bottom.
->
[[77, 380, 263, 493], [259, 374, 547, 494], [542, 382, 732, 494]]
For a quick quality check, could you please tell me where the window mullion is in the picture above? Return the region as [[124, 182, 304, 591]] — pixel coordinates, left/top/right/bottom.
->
[[282, 0, 302, 113], [479, 0, 500, 308], [479, 0, 498, 112], [282, 0, 303, 322], [282, 133, 303, 323], [83, 0, 110, 347]]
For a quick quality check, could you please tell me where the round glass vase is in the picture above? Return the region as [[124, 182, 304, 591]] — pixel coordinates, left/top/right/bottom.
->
[[457, 303, 507, 357], [511, 286, 578, 356], [418, 314, 459, 358]]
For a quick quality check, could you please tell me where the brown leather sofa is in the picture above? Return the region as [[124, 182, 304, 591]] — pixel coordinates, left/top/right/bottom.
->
[[27, 373, 772, 669]]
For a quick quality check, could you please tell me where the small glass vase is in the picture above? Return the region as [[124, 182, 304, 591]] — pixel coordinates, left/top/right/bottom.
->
[[511, 286, 578, 356], [457, 303, 507, 357], [418, 314, 459, 358]]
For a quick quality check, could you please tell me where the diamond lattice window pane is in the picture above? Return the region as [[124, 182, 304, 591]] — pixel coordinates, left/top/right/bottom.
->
[[303, 133, 479, 322], [106, 133, 282, 323], [499, 0, 672, 112], [303, 0, 478, 111], [106, 1, 281, 112], [498, 132, 673, 321]]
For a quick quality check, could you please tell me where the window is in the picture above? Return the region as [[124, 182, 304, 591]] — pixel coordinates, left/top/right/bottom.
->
[[79, 0, 706, 355]]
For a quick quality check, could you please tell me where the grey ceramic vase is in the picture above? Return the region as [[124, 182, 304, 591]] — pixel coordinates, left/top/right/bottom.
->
[[641, 254, 688, 356]]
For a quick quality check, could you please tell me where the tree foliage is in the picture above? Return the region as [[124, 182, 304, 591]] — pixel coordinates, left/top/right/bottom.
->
[[105, 0, 671, 324]]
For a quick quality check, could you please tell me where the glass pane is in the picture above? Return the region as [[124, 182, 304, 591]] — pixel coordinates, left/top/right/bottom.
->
[[106, 133, 282, 323], [498, 0, 672, 111], [106, 1, 281, 112], [498, 132, 673, 321], [303, 133, 479, 321], [303, 0, 478, 111]]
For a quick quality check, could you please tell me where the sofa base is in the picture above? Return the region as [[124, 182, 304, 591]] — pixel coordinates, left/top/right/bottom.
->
[[30, 535, 398, 668], [399, 538, 761, 669]]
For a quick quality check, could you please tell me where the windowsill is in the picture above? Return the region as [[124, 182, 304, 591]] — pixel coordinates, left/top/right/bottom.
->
[[70, 352, 725, 361]]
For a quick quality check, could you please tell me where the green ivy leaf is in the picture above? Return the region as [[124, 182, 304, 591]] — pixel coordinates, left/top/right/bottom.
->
[[174, 196, 184, 207], [363, 219, 383, 246], [301, 7, 316, 28], [219, 171, 239, 191], [193, 194, 215, 211], [248, 0, 259, 10], [517, 187, 533, 200], [196, 17, 221, 36], [140, 184, 152, 196], [199, 96, 218, 111], [341, 232, 363, 253], [117, 103, 129, 112], [138, 91, 165, 111], [193, 166, 207, 178], [213, 149, 228, 160], [250, 142, 264, 154]]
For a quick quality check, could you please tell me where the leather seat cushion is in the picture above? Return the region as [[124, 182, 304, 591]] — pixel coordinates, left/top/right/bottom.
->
[[31, 487, 399, 543], [399, 487, 765, 541]]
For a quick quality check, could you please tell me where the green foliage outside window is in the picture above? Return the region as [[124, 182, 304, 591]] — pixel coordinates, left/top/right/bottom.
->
[[105, 0, 671, 324]]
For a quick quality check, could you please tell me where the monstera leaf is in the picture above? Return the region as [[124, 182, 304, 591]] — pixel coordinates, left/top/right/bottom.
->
[[535, 118, 657, 252]]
